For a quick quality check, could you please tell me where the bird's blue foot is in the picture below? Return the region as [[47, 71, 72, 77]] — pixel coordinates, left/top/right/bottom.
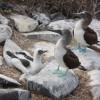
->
[[52, 66, 61, 74], [79, 47, 86, 53], [72, 44, 86, 53], [58, 71, 67, 79], [72, 44, 80, 50]]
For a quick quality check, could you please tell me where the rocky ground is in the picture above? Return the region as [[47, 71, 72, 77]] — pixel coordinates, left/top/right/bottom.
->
[[0, 30, 93, 100], [0, 1, 100, 99]]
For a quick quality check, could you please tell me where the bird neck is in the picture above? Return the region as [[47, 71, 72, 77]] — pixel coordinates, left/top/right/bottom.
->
[[33, 53, 42, 64], [56, 38, 65, 49], [75, 17, 92, 29]]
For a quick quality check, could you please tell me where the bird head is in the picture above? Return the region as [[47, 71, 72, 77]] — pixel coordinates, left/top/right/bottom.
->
[[35, 48, 47, 55]]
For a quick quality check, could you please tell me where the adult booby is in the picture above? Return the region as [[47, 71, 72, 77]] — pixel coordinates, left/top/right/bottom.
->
[[6, 48, 47, 74], [73, 11, 99, 52], [49, 29, 86, 79]]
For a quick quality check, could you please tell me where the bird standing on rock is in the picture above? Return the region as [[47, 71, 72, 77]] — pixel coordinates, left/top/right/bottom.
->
[[49, 29, 86, 79], [73, 11, 100, 53]]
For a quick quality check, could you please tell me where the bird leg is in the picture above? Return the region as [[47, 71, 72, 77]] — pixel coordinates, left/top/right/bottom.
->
[[72, 44, 80, 50], [78, 47, 86, 53], [52, 65, 61, 74], [52, 66, 68, 79]]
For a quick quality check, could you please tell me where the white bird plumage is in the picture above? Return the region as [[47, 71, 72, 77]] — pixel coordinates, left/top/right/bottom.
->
[[7, 48, 47, 74]]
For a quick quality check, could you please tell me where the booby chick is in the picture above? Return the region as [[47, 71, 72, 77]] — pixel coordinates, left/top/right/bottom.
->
[[49, 29, 86, 79], [6, 48, 47, 74], [73, 11, 100, 53]]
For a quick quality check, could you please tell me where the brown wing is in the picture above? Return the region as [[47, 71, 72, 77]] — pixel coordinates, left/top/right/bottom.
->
[[84, 27, 98, 45], [63, 48, 80, 69]]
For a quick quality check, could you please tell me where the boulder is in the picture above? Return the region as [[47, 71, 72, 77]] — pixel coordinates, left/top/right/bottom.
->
[[0, 25, 12, 43], [28, 60, 79, 100], [48, 20, 76, 32], [32, 12, 50, 30], [50, 12, 66, 21], [48, 19, 100, 35], [10, 14, 38, 32], [23, 31, 61, 42], [0, 89, 31, 100], [88, 70, 100, 100], [0, 56, 3, 67], [3, 39, 22, 66], [0, 74, 20, 88], [91, 86, 100, 100], [72, 48, 100, 70], [0, 14, 9, 25]]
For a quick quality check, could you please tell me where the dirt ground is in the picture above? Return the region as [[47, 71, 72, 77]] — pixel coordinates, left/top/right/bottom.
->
[[0, 31, 93, 100]]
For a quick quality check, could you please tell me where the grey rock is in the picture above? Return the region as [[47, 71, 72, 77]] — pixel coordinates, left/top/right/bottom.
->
[[0, 88, 31, 100], [88, 70, 100, 100], [0, 14, 9, 25], [10, 14, 38, 32], [23, 31, 61, 42], [0, 25, 12, 43], [72, 48, 100, 70], [50, 12, 66, 21], [0, 56, 3, 67], [32, 12, 50, 30], [28, 60, 79, 100], [91, 87, 100, 100], [3, 39, 22, 66], [0, 74, 20, 88], [48, 20, 76, 32]]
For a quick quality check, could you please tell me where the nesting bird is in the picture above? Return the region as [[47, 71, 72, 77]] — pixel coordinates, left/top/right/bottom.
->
[[49, 29, 86, 79], [6, 48, 47, 74], [73, 11, 100, 52]]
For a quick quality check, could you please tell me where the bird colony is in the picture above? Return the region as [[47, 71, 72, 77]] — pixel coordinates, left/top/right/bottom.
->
[[0, 10, 100, 100]]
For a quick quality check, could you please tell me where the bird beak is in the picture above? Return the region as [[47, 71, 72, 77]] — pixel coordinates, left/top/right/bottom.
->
[[39, 50, 47, 54], [79, 65, 87, 71], [47, 27, 62, 36], [73, 12, 84, 18], [42, 50, 47, 53]]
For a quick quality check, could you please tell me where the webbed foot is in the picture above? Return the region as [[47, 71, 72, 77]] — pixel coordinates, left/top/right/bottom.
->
[[58, 71, 67, 79]]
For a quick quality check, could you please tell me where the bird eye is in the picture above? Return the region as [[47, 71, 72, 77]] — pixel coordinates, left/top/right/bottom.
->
[[38, 50, 43, 54]]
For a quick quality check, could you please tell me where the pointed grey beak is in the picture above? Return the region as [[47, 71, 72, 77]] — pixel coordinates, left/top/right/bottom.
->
[[39, 50, 47, 55], [42, 50, 48, 53], [47, 27, 62, 36], [73, 12, 84, 18]]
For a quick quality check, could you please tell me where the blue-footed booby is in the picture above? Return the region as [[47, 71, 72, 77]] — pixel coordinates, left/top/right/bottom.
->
[[73, 11, 100, 52], [49, 29, 86, 79]]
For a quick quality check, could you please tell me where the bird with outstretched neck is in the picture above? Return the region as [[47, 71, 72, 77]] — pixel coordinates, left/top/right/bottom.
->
[[48, 29, 86, 79], [6, 48, 47, 74]]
